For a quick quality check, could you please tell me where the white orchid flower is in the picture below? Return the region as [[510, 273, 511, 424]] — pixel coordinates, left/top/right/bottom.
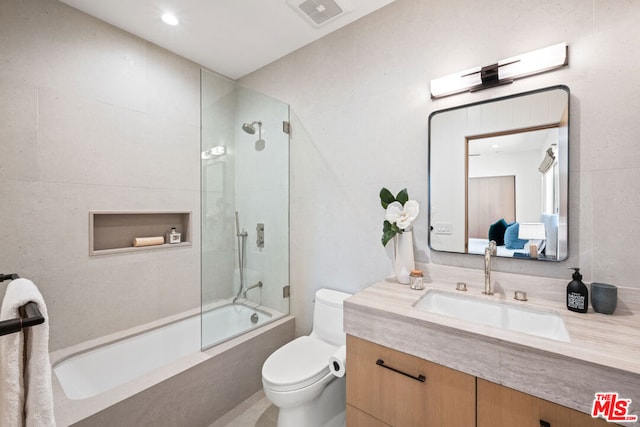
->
[[385, 200, 419, 230]]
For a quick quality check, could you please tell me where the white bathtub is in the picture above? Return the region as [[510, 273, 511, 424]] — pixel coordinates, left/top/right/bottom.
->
[[53, 303, 273, 400]]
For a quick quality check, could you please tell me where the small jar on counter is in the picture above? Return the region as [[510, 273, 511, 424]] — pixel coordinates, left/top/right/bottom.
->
[[409, 269, 424, 290], [167, 227, 181, 244]]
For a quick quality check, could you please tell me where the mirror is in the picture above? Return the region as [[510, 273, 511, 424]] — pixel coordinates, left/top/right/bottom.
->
[[428, 85, 569, 261]]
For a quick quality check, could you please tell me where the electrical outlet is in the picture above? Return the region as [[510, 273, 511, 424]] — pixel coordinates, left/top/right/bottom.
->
[[433, 223, 453, 235]]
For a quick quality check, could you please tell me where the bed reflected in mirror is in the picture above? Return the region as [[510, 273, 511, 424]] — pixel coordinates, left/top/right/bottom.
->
[[428, 86, 569, 261]]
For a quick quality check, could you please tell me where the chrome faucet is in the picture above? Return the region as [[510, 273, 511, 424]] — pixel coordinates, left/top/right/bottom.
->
[[243, 281, 263, 299], [483, 240, 497, 295]]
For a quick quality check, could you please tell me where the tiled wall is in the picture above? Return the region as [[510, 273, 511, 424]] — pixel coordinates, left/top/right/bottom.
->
[[239, 0, 640, 335], [0, 0, 201, 351]]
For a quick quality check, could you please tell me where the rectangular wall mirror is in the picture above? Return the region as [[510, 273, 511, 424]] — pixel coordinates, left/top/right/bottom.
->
[[428, 85, 569, 261]]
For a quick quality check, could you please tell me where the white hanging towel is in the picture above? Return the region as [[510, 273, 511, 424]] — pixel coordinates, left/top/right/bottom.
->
[[0, 278, 56, 427]]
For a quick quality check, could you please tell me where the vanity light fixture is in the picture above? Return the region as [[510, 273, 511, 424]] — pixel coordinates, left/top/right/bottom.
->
[[430, 43, 568, 99], [161, 12, 179, 26]]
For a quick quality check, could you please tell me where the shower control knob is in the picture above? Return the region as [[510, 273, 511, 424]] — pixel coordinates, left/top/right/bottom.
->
[[257, 223, 264, 248]]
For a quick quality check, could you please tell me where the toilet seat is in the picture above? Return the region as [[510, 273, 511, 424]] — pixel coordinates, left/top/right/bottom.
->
[[262, 336, 338, 392]]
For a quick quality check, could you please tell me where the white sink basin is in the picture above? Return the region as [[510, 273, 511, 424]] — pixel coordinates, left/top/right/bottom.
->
[[414, 290, 570, 342]]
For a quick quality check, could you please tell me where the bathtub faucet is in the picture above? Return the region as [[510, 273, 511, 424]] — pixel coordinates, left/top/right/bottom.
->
[[243, 281, 263, 299]]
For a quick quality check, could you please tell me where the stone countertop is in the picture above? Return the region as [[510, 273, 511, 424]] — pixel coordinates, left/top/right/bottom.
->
[[343, 263, 640, 424]]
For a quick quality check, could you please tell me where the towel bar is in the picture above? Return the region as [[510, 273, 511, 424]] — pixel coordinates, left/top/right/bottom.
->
[[0, 273, 45, 337]]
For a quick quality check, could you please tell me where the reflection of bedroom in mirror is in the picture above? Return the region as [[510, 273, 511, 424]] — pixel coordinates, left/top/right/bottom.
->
[[429, 85, 569, 261]]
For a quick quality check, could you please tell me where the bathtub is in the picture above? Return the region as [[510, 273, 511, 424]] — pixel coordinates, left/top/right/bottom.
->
[[54, 303, 272, 400], [50, 302, 293, 426]]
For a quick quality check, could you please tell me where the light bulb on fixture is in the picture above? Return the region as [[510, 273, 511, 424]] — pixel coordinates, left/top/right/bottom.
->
[[161, 12, 179, 26], [430, 43, 568, 99]]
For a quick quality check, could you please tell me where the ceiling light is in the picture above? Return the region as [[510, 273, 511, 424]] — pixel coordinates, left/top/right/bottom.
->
[[161, 12, 179, 26], [430, 43, 568, 99]]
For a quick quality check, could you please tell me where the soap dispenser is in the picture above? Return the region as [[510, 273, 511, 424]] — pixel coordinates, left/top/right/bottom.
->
[[567, 267, 588, 313]]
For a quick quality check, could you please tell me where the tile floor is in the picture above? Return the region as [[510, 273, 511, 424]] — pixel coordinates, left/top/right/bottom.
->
[[209, 390, 278, 427]]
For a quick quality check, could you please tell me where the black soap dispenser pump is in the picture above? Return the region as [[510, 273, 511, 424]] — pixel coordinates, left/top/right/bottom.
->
[[567, 267, 588, 313]]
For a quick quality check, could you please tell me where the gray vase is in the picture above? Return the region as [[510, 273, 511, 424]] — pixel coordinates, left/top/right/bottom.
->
[[590, 283, 617, 315]]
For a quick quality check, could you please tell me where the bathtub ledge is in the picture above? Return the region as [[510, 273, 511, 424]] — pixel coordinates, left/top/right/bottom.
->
[[52, 314, 293, 426]]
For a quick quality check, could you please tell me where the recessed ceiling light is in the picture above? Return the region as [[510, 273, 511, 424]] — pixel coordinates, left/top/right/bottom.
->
[[161, 12, 179, 26]]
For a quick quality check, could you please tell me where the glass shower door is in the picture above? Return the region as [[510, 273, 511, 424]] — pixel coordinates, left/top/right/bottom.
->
[[201, 70, 290, 350]]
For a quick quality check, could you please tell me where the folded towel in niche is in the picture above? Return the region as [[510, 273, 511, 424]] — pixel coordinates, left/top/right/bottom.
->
[[133, 236, 165, 247], [0, 278, 55, 426]]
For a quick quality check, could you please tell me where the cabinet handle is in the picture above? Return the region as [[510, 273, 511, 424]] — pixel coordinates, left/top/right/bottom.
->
[[375, 359, 426, 383], [539, 420, 551, 427]]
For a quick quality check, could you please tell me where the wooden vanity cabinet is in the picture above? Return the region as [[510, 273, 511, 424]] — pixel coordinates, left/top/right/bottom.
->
[[347, 335, 609, 427], [346, 335, 476, 427], [346, 404, 391, 427], [477, 379, 611, 427]]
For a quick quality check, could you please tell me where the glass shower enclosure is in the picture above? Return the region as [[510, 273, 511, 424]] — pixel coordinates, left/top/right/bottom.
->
[[200, 69, 289, 350]]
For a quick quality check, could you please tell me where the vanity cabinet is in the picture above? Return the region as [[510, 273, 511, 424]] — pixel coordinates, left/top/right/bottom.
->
[[347, 335, 609, 427], [346, 405, 391, 427], [346, 335, 476, 427], [477, 379, 610, 427]]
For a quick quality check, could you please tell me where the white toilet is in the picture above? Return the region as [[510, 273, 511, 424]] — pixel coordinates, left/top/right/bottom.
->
[[262, 288, 352, 427]]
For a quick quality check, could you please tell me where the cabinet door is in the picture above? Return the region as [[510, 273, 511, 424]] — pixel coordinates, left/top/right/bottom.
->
[[477, 379, 611, 427], [346, 335, 476, 427], [347, 404, 391, 427]]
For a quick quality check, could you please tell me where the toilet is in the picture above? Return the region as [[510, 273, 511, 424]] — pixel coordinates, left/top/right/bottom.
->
[[262, 288, 352, 427]]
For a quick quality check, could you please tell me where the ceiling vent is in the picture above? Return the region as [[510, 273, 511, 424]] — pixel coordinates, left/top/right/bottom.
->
[[286, 0, 354, 27]]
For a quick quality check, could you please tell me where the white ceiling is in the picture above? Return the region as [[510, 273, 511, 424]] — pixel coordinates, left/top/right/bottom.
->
[[58, 0, 396, 79], [469, 129, 556, 156]]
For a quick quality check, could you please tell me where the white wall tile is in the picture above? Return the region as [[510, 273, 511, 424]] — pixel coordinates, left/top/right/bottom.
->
[[0, 0, 201, 350], [0, 179, 200, 350], [37, 87, 200, 190], [0, 83, 38, 181], [0, 0, 148, 112], [591, 168, 640, 286], [145, 45, 201, 128]]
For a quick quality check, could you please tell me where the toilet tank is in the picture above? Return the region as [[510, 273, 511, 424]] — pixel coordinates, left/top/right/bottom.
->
[[311, 288, 352, 346]]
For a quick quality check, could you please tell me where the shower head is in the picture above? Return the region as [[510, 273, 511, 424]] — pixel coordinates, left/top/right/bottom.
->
[[242, 121, 262, 135]]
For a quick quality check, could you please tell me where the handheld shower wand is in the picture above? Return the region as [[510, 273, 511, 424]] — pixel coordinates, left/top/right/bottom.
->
[[233, 212, 248, 304]]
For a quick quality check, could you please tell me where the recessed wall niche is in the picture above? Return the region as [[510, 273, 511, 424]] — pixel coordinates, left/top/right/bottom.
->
[[89, 211, 192, 256]]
